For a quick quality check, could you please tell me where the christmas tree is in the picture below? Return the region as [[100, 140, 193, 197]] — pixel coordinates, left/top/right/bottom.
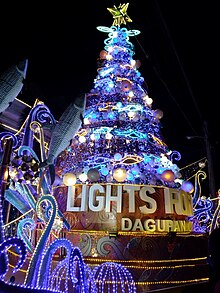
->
[[56, 3, 188, 191]]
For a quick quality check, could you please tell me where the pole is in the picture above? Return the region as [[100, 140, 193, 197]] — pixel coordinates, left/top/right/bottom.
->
[[203, 121, 216, 198], [0, 137, 13, 227]]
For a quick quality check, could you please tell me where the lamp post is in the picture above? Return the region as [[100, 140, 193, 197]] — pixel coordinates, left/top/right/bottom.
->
[[203, 121, 216, 198], [186, 121, 216, 198]]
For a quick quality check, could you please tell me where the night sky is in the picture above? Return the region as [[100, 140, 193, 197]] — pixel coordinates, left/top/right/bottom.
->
[[0, 1, 219, 194]]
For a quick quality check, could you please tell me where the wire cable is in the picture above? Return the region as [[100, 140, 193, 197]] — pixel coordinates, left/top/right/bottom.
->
[[154, 0, 204, 128]]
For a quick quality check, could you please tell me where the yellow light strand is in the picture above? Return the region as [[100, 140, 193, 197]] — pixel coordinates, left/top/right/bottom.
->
[[3, 209, 34, 228], [85, 256, 207, 264], [180, 157, 207, 171], [88, 263, 204, 270]]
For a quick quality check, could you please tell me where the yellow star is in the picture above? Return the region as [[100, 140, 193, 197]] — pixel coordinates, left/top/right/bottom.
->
[[107, 3, 132, 26]]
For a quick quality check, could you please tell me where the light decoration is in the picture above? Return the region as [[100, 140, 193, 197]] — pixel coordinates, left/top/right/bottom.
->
[[17, 218, 36, 253], [119, 154, 143, 165], [181, 181, 194, 193], [161, 170, 175, 182], [24, 195, 59, 286], [79, 173, 88, 182], [128, 91, 134, 98], [144, 95, 153, 106], [37, 238, 78, 292], [63, 173, 77, 186], [99, 50, 108, 59], [114, 153, 122, 161], [154, 109, 163, 120], [113, 168, 127, 182], [0, 236, 27, 279], [79, 135, 86, 143], [87, 168, 100, 182], [91, 262, 136, 293], [69, 247, 89, 293], [107, 3, 132, 27]]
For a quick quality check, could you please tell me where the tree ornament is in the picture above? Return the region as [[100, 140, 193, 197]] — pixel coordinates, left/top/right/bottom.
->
[[63, 173, 76, 186], [79, 173, 87, 182], [181, 181, 194, 193], [135, 60, 141, 68], [113, 168, 127, 182], [161, 170, 175, 182], [121, 80, 131, 92], [154, 109, 164, 119], [87, 168, 100, 182], [107, 3, 132, 26], [99, 50, 108, 59]]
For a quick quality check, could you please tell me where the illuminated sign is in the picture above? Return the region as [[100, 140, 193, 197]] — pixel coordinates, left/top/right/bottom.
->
[[55, 184, 193, 233]]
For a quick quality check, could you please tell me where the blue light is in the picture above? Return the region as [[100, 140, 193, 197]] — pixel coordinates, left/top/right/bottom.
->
[[116, 102, 123, 108], [101, 167, 109, 176], [114, 153, 122, 161], [127, 173, 134, 181], [107, 112, 115, 119]]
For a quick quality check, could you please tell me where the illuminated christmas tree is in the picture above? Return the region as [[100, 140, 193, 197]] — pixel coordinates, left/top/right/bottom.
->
[[56, 3, 187, 190]]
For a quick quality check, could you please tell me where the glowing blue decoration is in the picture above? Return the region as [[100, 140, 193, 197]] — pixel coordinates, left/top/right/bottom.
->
[[86, 156, 111, 168], [94, 133, 100, 140], [114, 153, 122, 161], [157, 167, 165, 174], [0, 237, 27, 278], [97, 26, 140, 55], [116, 102, 123, 108], [106, 86, 112, 92], [69, 247, 89, 293], [84, 110, 93, 119], [22, 103, 55, 155], [116, 104, 143, 113], [131, 166, 139, 175], [99, 67, 114, 77], [109, 81, 114, 88], [192, 198, 213, 229], [24, 195, 58, 287], [92, 127, 113, 134], [101, 167, 109, 176], [127, 173, 134, 181], [91, 262, 136, 293], [17, 218, 36, 253], [83, 166, 90, 173], [22, 183, 38, 210], [181, 181, 194, 193], [37, 238, 74, 291], [107, 112, 115, 119], [111, 129, 147, 139], [169, 150, 181, 162]]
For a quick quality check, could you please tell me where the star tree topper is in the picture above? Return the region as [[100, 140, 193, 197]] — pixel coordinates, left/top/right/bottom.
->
[[107, 3, 132, 26]]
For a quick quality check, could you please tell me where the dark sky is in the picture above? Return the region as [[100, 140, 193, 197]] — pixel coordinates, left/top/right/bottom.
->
[[0, 1, 219, 193]]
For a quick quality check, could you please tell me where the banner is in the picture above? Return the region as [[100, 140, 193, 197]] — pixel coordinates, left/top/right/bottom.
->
[[54, 184, 193, 233]]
